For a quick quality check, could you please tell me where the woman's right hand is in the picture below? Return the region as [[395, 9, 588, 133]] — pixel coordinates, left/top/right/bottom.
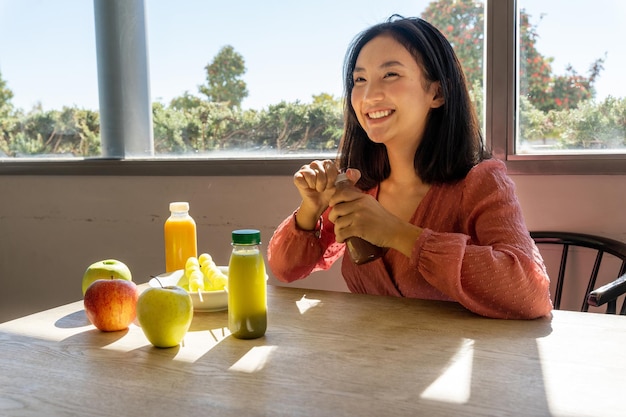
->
[[293, 159, 339, 230]]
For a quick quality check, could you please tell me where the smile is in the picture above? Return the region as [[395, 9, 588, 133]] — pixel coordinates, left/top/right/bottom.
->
[[368, 110, 393, 119]]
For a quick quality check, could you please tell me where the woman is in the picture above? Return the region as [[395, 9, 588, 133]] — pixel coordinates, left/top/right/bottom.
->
[[267, 16, 552, 319]]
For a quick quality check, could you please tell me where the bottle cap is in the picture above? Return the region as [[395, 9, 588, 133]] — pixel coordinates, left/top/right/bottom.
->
[[232, 229, 261, 245], [169, 202, 190, 212], [335, 172, 349, 184]]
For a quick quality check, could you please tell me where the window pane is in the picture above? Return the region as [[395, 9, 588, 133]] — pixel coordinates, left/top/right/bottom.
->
[[0, 0, 98, 158], [147, 0, 485, 158], [517, 0, 626, 154], [0, 0, 485, 160]]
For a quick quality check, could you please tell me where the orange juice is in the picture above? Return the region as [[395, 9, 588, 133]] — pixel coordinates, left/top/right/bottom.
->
[[228, 230, 267, 339], [164, 202, 197, 272]]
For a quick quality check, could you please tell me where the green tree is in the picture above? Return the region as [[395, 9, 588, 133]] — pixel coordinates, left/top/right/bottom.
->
[[152, 102, 190, 153], [309, 94, 343, 150], [518, 96, 551, 144], [421, 0, 603, 112], [551, 96, 626, 149], [155, 95, 254, 154], [257, 98, 342, 152], [517, 11, 553, 112], [152, 92, 343, 155], [0, 70, 17, 155], [7, 107, 100, 156], [169, 91, 205, 112], [0, 70, 14, 111], [518, 11, 604, 112], [421, 0, 483, 90], [199, 45, 248, 108]]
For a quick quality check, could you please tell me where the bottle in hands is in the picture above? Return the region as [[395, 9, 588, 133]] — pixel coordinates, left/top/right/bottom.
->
[[334, 172, 387, 265]]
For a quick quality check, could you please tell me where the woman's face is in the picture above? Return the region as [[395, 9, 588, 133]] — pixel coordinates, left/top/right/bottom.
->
[[350, 34, 443, 150]]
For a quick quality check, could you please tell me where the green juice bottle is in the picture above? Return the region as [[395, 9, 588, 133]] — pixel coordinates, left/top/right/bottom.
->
[[228, 229, 267, 339]]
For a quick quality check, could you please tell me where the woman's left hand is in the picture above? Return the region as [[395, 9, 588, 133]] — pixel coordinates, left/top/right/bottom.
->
[[328, 169, 405, 249]]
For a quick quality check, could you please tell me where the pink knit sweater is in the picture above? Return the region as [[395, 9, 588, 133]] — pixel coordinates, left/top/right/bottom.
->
[[267, 159, 553, 319]]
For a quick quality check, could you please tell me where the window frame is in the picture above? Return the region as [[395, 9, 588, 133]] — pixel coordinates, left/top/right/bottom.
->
[[1, 0, 624, 176], [487, 0, 626, 175]]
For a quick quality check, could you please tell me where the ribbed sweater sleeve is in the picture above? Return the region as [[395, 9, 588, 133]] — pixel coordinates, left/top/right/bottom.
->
[[411, 161, 552, 319], [267, 209, 343, 283]]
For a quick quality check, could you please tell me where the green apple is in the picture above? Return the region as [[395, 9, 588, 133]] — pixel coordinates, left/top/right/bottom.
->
[[84, 279, 139, 332], [137, 286, 193, 348], [82, 259, 132, 296]]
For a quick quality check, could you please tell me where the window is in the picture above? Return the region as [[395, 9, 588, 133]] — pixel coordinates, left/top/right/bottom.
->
[[517, 0, 626, 155], [487, 0, 626, 174], [0, 0, 98, 159], [3, 0, 453, 164], [1, 0, 624, 175]]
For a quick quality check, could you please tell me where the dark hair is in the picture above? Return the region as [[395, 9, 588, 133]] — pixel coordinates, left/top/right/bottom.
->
[[338, 16, 490, 189]]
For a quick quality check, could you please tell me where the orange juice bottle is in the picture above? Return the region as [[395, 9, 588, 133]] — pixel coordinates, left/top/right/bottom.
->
[[228, 229, 267, 339], [164, 202, 197, 272]]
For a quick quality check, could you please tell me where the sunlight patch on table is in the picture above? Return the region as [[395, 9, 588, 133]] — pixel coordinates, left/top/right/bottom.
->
[[535, 337, 619, 417], [0, 324, 86, 342], [172, 326, 229, 362], [420, 338, 474, 404], [99, 325, 150, 352], [296, 295, 321, 314], [0, 304, 91, 342], [96, 324, 230, 361], [229, 345, 278, 373]]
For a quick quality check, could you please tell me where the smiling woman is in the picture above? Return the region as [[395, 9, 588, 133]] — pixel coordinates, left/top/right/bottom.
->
[[349, 35, 443, 149], [267, 16, 553, 320]]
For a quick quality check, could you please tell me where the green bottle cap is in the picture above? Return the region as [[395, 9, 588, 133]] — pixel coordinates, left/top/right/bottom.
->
[[232, 229, 261, 245]]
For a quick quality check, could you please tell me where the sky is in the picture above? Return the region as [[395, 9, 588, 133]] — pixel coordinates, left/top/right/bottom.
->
[[0, 0, 624, 112]]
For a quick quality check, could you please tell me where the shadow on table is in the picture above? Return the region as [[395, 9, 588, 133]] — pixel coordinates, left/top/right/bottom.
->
[[185, 291, 555, 416], [40, 290, 555, 416], [54, 309, 91, 328]]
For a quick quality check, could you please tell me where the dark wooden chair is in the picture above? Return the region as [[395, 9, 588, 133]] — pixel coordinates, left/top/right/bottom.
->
[[587, 273, 626, 315], [531, 231, 626, 315]]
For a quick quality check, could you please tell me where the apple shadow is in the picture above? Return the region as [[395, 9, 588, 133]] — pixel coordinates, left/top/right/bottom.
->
[[58, 326, 129, 349], [55, 309, 92, 329], [131, 343, 182, 360]]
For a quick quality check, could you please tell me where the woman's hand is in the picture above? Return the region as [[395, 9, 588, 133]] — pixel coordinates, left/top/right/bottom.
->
[[293, 159, 340, 230], [328, 168, 386, 244], [329, 168, 421, 254]]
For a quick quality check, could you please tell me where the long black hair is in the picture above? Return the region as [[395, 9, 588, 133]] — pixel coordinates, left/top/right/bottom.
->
[[338, 15, 490, 189]]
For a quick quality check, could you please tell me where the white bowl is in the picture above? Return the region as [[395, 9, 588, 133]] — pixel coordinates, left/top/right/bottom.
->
[[149, 267, 228, 312]]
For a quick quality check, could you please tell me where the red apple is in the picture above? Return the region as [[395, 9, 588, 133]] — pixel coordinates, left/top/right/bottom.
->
[[84, 279, 139, 332]]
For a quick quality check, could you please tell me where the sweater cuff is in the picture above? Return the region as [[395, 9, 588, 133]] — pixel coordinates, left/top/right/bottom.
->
[[411, 228, 433, 268], [293, 210, 323, 238]]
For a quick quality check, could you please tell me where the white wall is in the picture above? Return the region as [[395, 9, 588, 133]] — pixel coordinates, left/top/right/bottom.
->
[[1, 173, 625, 322], [513, 175, 626, 312]]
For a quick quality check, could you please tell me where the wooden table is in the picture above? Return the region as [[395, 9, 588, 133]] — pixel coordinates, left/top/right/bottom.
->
[[1, 285, 625, 417]]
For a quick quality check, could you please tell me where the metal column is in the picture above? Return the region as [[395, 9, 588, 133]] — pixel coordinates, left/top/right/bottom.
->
[[94, 0, 154, 157]]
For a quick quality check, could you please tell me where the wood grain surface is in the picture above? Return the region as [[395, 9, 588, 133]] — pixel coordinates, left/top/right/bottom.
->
[[1, 285, 625, 417]]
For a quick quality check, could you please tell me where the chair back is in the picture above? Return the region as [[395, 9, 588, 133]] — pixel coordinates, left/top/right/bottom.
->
[[531, 231, 626, 314]]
